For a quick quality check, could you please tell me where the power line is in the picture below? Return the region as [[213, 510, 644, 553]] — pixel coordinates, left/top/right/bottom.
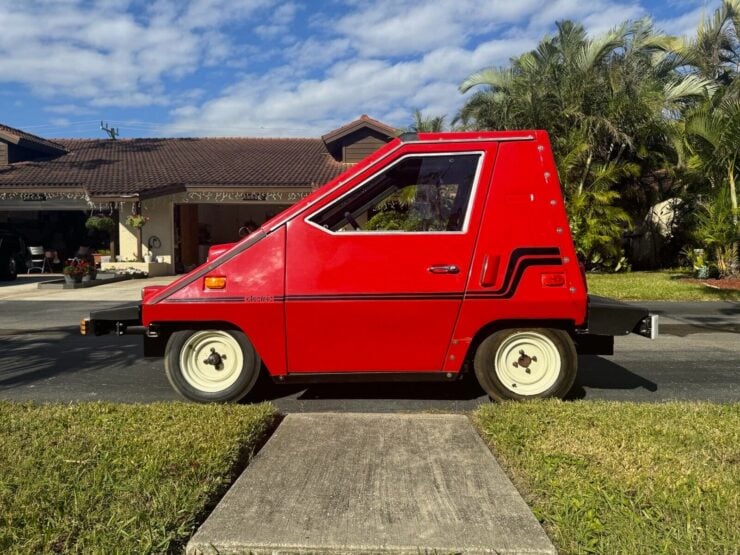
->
[[13, 117, 357, 138], [13, 120, 102, 129]]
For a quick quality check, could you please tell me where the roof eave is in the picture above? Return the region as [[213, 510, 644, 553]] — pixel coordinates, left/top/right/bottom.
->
[[321, 120, 397, 145]]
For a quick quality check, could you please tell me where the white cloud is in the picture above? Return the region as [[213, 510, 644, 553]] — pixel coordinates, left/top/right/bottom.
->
[[272, 2, 299, 25], [524, 0, 646, 34], [2, 0, 713, 138], [44, 104, 95, 115], [161, 36, 535, 137], [284, 38, 353, 70], [655, 5, 707, 37], [581, 3, 647, 35], [331, 0, 554, 58], [163, 0, 674, 137], [0, 0, 276, 106], [333, 2, 468, 57]]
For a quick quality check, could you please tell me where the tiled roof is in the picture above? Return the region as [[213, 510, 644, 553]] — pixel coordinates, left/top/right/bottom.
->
[[0, 137, 348, 198], [0, 123, 68, 155], [322, 114, 398, 144]]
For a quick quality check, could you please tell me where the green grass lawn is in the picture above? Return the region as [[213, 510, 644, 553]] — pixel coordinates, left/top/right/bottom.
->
[[475, 401, 740, 554], [586, 270, 740, 301], [0, 402, 277, 553]]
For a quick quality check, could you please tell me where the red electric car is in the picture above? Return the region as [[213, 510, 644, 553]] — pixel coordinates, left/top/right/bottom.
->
[[82, 131, 657, 402]]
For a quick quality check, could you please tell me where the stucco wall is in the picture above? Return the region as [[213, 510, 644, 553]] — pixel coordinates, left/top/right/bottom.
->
[[142, 198, 174, 264], [118, 200, 173, 264], [118, 203, 138, 262]]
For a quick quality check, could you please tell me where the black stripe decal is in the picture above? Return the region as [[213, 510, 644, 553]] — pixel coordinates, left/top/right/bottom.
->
[[286, 247, 562, 302], [466, 256, 562, 299], [485, 247, 560, 295], [165, 296, 247, 303], [286, 293, 463, 301]]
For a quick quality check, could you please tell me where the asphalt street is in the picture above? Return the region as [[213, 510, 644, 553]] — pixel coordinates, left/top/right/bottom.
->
[[0, 299, 738, 410]]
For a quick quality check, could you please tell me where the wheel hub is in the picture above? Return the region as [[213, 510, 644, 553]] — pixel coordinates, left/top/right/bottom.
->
[[203, 347, 227, 370], [513, 349, 537, 373]]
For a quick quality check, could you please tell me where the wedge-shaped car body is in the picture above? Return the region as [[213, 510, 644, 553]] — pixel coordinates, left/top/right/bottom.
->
[[83, 131, 657, 402]]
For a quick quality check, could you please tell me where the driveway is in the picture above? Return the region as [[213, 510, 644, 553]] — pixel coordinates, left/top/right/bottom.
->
[[0, 280, 737, 409]]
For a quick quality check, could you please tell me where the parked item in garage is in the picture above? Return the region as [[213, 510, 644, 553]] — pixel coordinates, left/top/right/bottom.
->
[[81, 131, 658, 402], [0, 231, 27, 281]]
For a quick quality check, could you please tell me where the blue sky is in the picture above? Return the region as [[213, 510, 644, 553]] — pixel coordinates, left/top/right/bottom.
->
[[0, 0, 720, 139]]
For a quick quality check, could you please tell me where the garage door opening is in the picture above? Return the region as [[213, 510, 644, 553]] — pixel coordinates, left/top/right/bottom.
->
[[0, 210, 117, 266], [174, 203, 290, 272]]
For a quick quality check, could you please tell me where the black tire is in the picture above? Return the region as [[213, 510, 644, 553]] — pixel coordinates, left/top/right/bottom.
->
[[474, 328, 577, 401], [0, 256, 17, 281], [164, 329, 261, 403]]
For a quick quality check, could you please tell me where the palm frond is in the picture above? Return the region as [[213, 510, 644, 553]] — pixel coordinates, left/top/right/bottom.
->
[[664, 75, 718, 103], [459, 68, 513, 93], [575, 25, 627, 73]]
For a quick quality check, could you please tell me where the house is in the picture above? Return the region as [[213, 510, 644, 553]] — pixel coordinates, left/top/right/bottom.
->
[[0, 115, 397, 273]]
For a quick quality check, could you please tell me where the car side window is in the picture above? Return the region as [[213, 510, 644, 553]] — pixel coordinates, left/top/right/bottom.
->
[[310, 153, 481, 232]]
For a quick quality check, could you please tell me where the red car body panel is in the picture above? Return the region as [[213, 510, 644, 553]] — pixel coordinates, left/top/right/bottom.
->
[[141, 131, 588, 378]]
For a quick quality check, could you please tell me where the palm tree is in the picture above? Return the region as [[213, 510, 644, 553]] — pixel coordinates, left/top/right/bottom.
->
[[457, 19, 714, 269], [683, 96, 740, 224], [677, 0, 739, 84], [407, 110, 447, 132], [678, 0, 739, 226]]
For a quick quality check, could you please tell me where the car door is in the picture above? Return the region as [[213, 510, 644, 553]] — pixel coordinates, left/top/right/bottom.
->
[[284, 144, 496, 373]]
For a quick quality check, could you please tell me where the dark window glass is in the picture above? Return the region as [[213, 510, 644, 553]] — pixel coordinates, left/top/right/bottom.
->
[[310, 154, 481, 232], [0, 237, 20, 254]]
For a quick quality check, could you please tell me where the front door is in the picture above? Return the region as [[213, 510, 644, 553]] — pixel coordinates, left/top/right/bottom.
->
[[285, 148, 494, 373]]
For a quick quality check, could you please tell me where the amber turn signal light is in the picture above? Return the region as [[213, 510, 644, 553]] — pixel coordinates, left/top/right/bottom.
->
[[204, 276, 227, 289]]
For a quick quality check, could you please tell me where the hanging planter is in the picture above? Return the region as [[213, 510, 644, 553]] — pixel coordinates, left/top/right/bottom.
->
[[125, 215, 150, 229], [85, 215, 117, 234]]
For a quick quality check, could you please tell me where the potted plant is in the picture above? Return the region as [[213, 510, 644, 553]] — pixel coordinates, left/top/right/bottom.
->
[[63, 259, 90, 284], [125, 214, 150, 262], [81, 260, 97, 282], [93, 248, 111, 267], [85, 215, 117, 261]]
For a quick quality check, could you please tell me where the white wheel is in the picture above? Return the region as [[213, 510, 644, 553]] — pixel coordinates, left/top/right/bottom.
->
[[179, 330, 244, 393], [165, 329, 260, 403], [474, 328, 577, 401], [494, 331, 561, 396]]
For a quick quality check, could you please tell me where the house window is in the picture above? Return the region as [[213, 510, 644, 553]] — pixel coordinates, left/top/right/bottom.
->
[[310, 153, 481, 233]]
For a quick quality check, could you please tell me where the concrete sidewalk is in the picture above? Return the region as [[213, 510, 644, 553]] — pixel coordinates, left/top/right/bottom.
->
[[0, 274, 177, 301], [188, 413, 555, 555]]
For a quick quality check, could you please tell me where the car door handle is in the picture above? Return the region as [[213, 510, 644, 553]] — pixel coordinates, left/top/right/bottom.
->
[[428, 264, 460, 274]]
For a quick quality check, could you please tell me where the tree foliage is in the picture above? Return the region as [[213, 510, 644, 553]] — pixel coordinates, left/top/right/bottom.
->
[[455, 3, 739, 272]]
